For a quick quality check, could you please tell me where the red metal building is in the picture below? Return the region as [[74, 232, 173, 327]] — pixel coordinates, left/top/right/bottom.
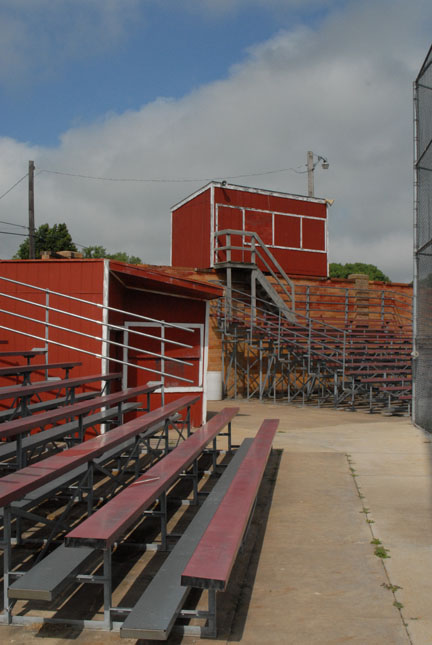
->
[[0, 260, 223, 425], [171, 182, 329, 277]]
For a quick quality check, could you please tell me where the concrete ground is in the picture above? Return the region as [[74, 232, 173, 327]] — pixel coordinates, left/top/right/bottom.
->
[[1, 400, 431, 644]]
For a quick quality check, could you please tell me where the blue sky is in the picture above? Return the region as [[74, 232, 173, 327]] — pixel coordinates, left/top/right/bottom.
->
[[0, 0, 431, 280], [2, 1, 335, 145]]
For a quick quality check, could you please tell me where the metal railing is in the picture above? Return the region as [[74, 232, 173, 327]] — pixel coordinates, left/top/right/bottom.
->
[[213, 229, 295, 311], [0, 276, 196, 401], [293, 283, 412, 328], [213, 282, 412, 407]]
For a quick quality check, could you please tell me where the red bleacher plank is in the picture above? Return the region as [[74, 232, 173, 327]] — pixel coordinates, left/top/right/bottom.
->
[[181, 418, 278, 591], [379, 385, 411, 392], [0, 383, 159, 440], [0, 361, 81, 377], [0, 394, 199, 508], [0, 372, 120, 402], [65, 406, 239, 549], [360, 377, 411, 384], [0, 350, 47, 359]]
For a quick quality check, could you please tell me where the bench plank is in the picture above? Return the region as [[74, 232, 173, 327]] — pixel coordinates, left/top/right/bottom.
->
[[0, 401, 141, 465], [0, 391, 98, 424], [9, 406, 236, 604], [0, 394, 200, 508], [0, 350, 47, 361], [0, 361, 81, 378], [181, 418, 279, 591], [0, 372, 120, 403], [0, 383, 160, 441], [8, 545, 95, 601], [120, 439, 253, 641], [65, 406, 239, 549]]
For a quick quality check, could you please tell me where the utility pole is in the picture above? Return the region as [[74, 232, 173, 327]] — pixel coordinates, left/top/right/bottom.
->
[[307, 151, 329, 197], [307, 151, 314, 197], [28, 160, 35, 259]]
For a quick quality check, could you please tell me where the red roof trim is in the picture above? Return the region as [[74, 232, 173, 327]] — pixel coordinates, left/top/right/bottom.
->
[[108, 261, 223, 300]]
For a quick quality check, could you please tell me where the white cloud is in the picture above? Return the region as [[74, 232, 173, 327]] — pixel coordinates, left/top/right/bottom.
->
[[0, 0, 430, 282]]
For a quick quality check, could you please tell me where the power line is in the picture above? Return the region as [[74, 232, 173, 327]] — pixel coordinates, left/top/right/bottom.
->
[[38, 166, 308, 183], [0, 219, 28, 229], [0, 173, 28, 202], [0, 230, 28, 237]]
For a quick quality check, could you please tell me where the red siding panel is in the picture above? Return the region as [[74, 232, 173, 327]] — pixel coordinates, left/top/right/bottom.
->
[[302, 218, 326, 251], [274, 214, 301, 248], [244, 210, 272, 245], [171, 189, 211, 268], [271, 248, 327, 277], [216, 206, 243, 263]]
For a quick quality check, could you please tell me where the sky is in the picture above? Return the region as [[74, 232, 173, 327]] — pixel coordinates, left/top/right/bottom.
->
[[0, 0, 431, 283]]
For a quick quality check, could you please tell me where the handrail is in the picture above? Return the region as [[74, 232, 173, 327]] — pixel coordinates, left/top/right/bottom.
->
[[0, 276, 197, 390], [0, 324, 192, 383], [0, 275, 194, 334], [0, 308, 192, 368], [214, 229, 295, 310], [0, 291, 192, 350], [219, 286, 348, 369], [293, 283, 412, 327]]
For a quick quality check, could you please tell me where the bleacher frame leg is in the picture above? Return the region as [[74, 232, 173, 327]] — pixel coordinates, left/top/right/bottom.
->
[[2, 506, 13, 624], [103, 548, 113, 630], [203, 588, 217, 638], [160, 492, 167, 551]]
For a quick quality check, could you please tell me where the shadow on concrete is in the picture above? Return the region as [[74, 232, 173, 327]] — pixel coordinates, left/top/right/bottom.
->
[[219, 447, 283, 642]]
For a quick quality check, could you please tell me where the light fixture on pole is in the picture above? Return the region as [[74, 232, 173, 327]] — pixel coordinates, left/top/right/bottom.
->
[[307, 151, 329, 197]]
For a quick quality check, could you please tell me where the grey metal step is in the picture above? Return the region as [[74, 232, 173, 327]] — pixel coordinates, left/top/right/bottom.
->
[[120, 438, 253, 641], [8, 544, 95, 601]]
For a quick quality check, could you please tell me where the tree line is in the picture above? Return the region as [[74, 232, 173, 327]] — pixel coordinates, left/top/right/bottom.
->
[[14, 223, 391, 282], [14, 223, 142, 264]]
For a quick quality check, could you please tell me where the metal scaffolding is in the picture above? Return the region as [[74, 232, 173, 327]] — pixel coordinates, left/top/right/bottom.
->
[[212, 282, 412, 414]]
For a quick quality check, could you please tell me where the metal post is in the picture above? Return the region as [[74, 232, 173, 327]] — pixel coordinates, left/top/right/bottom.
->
[[251, 273, 256, 328], [344, 289, 349, 326], [307, 151, 314, 197], [226, 269, 232, 323], [412, 78, 419, 425], [226, 232, 231, 263], [160, 322, 165, 406], [103, 548, 112, 630], [28, 161, 35, 259], [206, 588, 217, 638], [44, 290, 50, 367], [3, 506, 13, 624], [160, 492, 167, 551]]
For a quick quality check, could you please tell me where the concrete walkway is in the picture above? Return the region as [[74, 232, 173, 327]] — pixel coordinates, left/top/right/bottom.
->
[[208, 400, 431, 645], [1, 401, 431, 644]]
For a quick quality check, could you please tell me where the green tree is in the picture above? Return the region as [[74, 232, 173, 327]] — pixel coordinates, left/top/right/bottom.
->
[[329, 262, 390, 282], [14, 223, 77, 259], [83, 245, 142, 264]]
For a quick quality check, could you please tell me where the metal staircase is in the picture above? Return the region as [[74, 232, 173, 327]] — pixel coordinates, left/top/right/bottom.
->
[[213, 229, 295, 323]]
